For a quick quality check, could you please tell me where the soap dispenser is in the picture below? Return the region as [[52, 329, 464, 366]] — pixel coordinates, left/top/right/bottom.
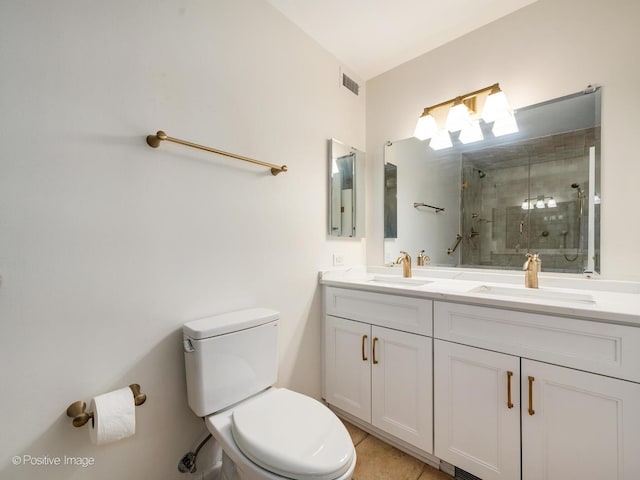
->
[[523, 253, 541, 288]]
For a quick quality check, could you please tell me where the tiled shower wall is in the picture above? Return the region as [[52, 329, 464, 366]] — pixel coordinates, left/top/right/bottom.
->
[[461, 128, 600, 273]]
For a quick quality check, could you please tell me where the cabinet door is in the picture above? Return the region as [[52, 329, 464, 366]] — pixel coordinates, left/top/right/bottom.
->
[[522, 359, 640, 480], [324, 315, 371, 422], [371, 325, 433, 453], [434, 340, 521, 480]]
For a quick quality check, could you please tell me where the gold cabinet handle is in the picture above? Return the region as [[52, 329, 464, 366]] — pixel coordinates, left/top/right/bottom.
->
[[361, 335, 368, 361], [528, 376, 535, 415], [507, 371, 514, 409], [372, 337, 379, 364]]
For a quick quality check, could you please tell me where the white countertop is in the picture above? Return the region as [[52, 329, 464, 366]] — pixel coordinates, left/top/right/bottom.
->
[[320, 266, 640, 327]]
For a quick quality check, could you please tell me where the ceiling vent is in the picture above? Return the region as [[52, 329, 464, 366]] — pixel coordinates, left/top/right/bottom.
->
[[342, 72, 360, 96]]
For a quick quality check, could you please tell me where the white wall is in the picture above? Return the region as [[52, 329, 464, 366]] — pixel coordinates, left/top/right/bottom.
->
[[383, 139, 460, 265], [366, 0, 640, 280], [0, 1, 365, 479]]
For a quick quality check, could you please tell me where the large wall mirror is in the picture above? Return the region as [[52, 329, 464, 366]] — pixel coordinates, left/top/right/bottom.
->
[[384, 87, 601, 274], [329, 138, 365, 238]]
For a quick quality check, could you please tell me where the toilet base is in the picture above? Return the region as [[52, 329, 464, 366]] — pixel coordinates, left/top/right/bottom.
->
[[220, 451, 239, 480]]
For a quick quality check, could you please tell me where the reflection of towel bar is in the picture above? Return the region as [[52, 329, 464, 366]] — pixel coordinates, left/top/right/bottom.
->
[[447, 234, 463, 255], [413, 202, 444, 213], [66, 384, 147, 428]]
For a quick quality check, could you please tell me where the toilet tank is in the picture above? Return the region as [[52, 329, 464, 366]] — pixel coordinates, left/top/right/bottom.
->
[[183, 308, 279, 417]]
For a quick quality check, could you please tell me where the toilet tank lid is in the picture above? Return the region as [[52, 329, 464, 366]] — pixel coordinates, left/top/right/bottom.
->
[[183, 308, 279, 339]]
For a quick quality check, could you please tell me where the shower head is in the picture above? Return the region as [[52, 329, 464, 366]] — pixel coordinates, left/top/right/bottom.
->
[[571, 183, 585, 203], [478, 170, 486, 179], [571, 183, 585, 196]]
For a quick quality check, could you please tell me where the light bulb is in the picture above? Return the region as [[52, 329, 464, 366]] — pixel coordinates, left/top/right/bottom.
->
[[492, 113, 519, 136], [459, 120, 484, 144], [429, 129, 453, 150], [482, 89, 512, 123], [446, 102, 472, 132], [414, 113, 438, 140]]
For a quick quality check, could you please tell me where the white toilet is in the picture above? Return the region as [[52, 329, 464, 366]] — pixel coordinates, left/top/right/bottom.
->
[[183, 308, 356, 480]]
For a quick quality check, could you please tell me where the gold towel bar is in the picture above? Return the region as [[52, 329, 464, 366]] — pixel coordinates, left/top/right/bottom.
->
[[146, 130, 288, 176], [66, 384, 147, 428]]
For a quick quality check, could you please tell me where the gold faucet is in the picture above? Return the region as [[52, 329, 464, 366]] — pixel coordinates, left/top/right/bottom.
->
[[523, 253, 541, 288], [417, 250, 430, 266], [396, 251, 412, 278]]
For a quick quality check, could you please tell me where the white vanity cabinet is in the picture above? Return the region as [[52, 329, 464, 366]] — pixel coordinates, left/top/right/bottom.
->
[[521, 359, 640, 480], [434, 301, 640, 480], [434, 340, 521, 480], [324, 287, 433, 453], [324, 315, 372, 422]]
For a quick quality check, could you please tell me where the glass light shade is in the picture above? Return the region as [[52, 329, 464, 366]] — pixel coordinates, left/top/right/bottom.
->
[[414, 114, 438, 140], [445, 103, 472, 132], [429, 129, 453, 150], [459, 120, 484, 144], [535, 199, 546, 209], [482, 90, 511, 123], [492, 113, 519, 137], [547, 197, 557, 208], [521, 200, 533, 210]]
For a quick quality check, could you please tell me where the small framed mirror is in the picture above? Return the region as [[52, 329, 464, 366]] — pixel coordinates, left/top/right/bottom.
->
[[329, 138, 365, 238]]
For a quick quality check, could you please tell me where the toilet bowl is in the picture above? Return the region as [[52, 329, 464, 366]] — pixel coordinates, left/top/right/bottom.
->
[[183, 308, 355, 480], [206, 388, 356, 480]]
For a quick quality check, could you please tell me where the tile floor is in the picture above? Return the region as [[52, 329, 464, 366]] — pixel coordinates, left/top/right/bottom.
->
[[342, 420, 453, 480]]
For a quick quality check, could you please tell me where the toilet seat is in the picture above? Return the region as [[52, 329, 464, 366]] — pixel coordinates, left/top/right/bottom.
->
[[230, 388, 354, 480]]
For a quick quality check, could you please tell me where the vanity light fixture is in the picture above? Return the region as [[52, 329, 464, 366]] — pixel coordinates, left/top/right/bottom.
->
[[445, 98, 473, 132], [413, 83, 518, 149], [522, 195, 557, 210], [482, 85, 511, 122], [413, 110, 438, 140]]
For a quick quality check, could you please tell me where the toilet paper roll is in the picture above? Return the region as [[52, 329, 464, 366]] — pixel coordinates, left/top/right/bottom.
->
[[89, 387, 136, 445]]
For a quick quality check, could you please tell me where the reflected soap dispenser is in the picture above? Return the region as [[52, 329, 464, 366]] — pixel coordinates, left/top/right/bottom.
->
[[523, 253, 541, 288], [417, 250, 430, 266]]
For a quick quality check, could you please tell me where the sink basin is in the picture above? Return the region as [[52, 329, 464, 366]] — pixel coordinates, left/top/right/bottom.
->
[[370, 275, 432, 286], [470, 285, 596, 304]]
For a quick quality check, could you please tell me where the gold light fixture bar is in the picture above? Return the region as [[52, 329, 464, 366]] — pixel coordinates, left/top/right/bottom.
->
[[419, 83, 499, 117], [146, 130, 288, 176]]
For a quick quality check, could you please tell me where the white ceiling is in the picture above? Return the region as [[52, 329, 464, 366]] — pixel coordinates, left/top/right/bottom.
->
[[265, 0, 539, 80]]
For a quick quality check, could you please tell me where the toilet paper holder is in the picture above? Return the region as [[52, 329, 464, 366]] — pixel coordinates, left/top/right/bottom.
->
[[66, 383, 147, 428]]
